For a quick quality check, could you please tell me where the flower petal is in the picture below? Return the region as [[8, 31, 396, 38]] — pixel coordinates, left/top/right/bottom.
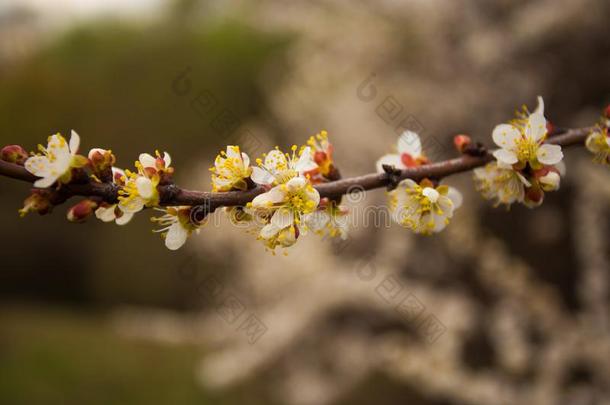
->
[[264, 149, 288, 172], [47, 135, 71, 169], [119, 197, 145, 214], [25, 156, 52, 178], [526, 112, 547, 142], [139, 153, 157, 169], [251, 167, 274, 185], [271, 208, 294, 229], [135, 176, 155, 199], [115, 211, 134, 226], [516, 172, 532, 187], [33, 176, 57, 189], [260, 223, 280, 239], [422, 187, 440, 203], [241, 152, 250, 168], [303, 211, 329, 232], [163, 152, 172, 168], [95, 205, 117, 222], [493, 149, 519, 165], [492, 124, 521, 149], [431, 212, 449, 233], [376, 154, 402, 174], [285, 176, 306, 192], [537, 144, 563, 165], [251, 186, 285, 208], [165, 223, 188, 250], [69, 130, 81, 154], [226, 146, 240, 159], [397, 130, 422, 157], [306, 187, 320, 208], [533, 96, 544, 115], [446, 187, 463, 209], [295, 147, 317, 173]]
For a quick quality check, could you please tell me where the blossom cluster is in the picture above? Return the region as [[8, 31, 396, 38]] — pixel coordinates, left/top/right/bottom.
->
[[211, 131, 348, 253], [10, 129, 349, 252], [377, 130, 463, 234], [473, 97, 564, 208], [1, 98, 607, 252]]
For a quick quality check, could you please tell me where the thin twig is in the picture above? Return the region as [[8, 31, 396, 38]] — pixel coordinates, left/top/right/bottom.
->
[[0, 126, 594, 211]]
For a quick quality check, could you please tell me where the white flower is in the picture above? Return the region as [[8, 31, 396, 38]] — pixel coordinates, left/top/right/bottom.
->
[[210, 145, 252, 191], [95, 168, 134, 225], [259, 222, 299, 250], [478, 97, 566, 209], [585, 127, 610, 166], [249, 176, 320, 250], [25, 130, 88, 188], [139, 151, 172, 173], [376, 130, 428, 173], [118, 174, 159, 214], [118, 151, 172, 213], [388, 179, 462, 235], [251, 146, 317, 185], [473, 162, 530, 207], [303, 201, 349, 240], [474, 161, 562, 208], [491, 96, 563, 169], [151, 207, 199, 251]]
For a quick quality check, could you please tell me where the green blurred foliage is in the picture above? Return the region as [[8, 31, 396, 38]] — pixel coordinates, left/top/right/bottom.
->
[[0, 12, 291, 308], [0, 306, 276, 405], [0, 17, 290, 165]]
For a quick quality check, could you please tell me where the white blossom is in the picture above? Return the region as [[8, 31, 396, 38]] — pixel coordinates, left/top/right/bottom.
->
[[95, 168, 134, 225], [151, 207, 199, 250], [491, 96, 562, 169], [388, 179, 462, 235], [251, 146, 317, 186], [25, 130, 88, 188], [210, 145, 252, 192], [249, 176, 320, 250], [376, 130, 428, 173], [585, 127, 610, 166], [118, 151, 172, 214]]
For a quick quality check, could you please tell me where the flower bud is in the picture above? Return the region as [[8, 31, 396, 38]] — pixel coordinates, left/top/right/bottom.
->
[[453, 134, 472, 153], [534, 167, 561, 192], [604, 104, 610, 119], [88, 148, 116, 181], [19, 189, 53, 217], [1, 145, 29, 165], [67, 199, 99, 223], [524, 185, 544, 208], [546, 121, 555, 135], [539, 171, 560, 192]]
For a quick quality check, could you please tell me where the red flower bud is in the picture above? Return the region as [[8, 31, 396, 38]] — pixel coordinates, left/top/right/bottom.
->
[[605, 104, 610, 119], [67, 199, 98, 223], [19, 189, 53, 217], [400, 153, 417, 167], [546, 121, 555, 135], [524, 185, 544, 206], [1, 145, 29, 165], [314, 150, 328, 165], [453, 134, 472, 153], [88, 148, 116, 181]]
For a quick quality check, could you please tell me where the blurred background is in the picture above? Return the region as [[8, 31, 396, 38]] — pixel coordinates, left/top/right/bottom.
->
[[1, 0, 609, 404]]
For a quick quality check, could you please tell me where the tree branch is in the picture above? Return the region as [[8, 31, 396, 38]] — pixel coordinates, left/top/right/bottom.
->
[[0, 126, 594, 211]]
